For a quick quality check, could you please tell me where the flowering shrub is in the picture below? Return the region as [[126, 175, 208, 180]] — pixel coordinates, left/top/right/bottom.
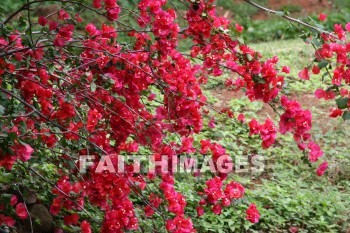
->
[[0, 0, 348, 232]]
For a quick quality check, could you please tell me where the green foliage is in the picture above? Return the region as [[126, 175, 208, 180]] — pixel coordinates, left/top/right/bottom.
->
[[171, 38, 350, 232], [216, 0, 264, 19], [0, 0, 25, 16], [237, 6, 350, 43], [278, 4, 302, 13]]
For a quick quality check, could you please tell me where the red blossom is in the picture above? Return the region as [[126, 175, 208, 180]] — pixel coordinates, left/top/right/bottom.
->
[[0, 215, 15, 227], [87, 109, 102, 132], [212, 204, 222, 215], [10, 195, 18, 206], [298, 68, 310, 80], [312, 65, 320, 74], [282, 66, 290, 74], [246, 204, 260, 223], [14, 143, 34, 162], [38, 16, 48, 26], [318, 13, 327, 21], [315, 89, 335, 100], [81, 220, 92, 233], [346, 22, 350, 32], [15, 203, 28, 219], [316, 161, 328, 176], [235, 23, 244, 33], [224, 181, 245, 199], [64, 213, 79, 225], [329, 108, 343, 118], [308, 141, 324, 162], [196, 206, 204, 217]]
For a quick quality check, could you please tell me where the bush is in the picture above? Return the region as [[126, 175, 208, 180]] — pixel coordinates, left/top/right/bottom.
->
[[1, 0, 349, 232]]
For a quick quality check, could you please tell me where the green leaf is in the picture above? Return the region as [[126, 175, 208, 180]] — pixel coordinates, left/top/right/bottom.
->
[[318, 60, 329, 69], [246, 54, 253, 61], [236, 36, 245, 44], [90, 82, 97, 92], [342, 111, 350, 120], [335, 97, 349, 109], [0, 104, 4, 115]]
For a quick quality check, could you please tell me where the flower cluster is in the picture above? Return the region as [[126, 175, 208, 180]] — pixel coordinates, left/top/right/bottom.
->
[[197, 177, 258, 222], [249, 118, 277, 148]]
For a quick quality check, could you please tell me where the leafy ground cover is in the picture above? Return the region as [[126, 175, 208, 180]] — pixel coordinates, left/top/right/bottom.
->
[[188, 39, 350, 232]]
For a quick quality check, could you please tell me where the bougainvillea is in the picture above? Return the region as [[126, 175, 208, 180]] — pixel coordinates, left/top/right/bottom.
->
[[0, 0, 347, 232]]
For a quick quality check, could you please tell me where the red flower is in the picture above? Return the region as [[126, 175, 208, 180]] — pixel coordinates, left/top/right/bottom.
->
[[346, 23, 350, 32], [166, 216, 195, 233], [58, 10, 70, 20], [0, 215, 15, 227], [246, 204, 260, 223], [235, 23, 244, 33], [316, 161, 328, 176], [259, 118, 277, 149], [166, 219, 176, 232], [208, 117, 215, 128], [308, 141, 324, 162], [81, 220, 92, 233], [86, 24, 99, 37], [248, 119, 260, 135], [49, 21, 58, 31], [212, 204, 222, 215], [15, 203, 28, 219], [329, 108, 343, 118], [38, 16, 48, 26], [315, 89, 335, 100], [289, 226, 299, 233], [50, 198, 61, 216], [249, 118, 276, 148], [312, 65, 320, 74], [298, 68, 310, 80], [107, 7, 121, 21], [224, 181, 245, 199], [340, 88, 349, 97], [87, 109, 102, 132], [93, 0, 102, 8], [282, 66, 290, 74], [15, 143, 34, 162], [64, 213, 79, 225], [196, 206, 204, 217], [318, 13, 327, 21], [75, 13, 83, 23], [221, 197, 231, 207], [237, 113, 245, 123], [10, 195, 18, 206], [205, 177, 224, 204]]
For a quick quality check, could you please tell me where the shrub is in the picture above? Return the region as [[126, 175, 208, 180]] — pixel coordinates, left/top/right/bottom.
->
[[0, 0, 349, 232]]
